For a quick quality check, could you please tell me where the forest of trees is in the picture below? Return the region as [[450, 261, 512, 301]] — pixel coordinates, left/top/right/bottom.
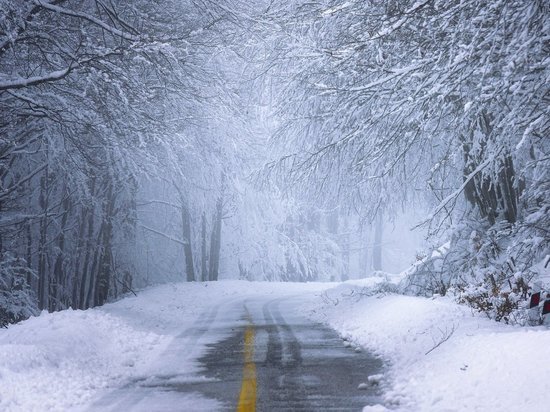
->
[[0, 0, 233, 322], [1, 0, 548, 325], [265, 0, 549, 321]]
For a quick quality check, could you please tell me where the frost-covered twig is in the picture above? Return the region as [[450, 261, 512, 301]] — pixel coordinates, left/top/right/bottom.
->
[[425, 323, 457, 355]]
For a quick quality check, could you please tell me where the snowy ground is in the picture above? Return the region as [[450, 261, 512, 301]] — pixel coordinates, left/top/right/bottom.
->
[[0, 279, 548, 411], [309, 278, 550, 412]]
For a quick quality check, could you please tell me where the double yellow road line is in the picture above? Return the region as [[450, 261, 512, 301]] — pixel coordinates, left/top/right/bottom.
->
[[237, 324, 257, 411]]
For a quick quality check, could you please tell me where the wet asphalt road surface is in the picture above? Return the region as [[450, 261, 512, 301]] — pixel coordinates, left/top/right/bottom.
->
[[89, 294, 383, 411], [180, 296, 383, 411]]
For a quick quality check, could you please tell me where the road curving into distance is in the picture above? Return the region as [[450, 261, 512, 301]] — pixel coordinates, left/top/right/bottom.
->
[[89, 293, 383, 411], [199, 295, 383, 411]]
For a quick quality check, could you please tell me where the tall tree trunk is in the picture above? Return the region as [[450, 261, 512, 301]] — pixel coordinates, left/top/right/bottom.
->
[[208, 196, 223, 281], [85, 225, 103, 309], [95, 182, 115, 306], [26, 221, 32, 284], [0, 201, 3, 262], [462, 112, 521, 226], [341, 216, 349, 281], [181, 202, 195, 282], [201, 212, 208, 282], [71, 205, 88, 309], [499, 155, 519, 224], [362, 232, 370, 278], [50, 185, 70, 311], [78, 177, 96, 310], [37, 169, 49, 311], [372, 213, 383, 271]]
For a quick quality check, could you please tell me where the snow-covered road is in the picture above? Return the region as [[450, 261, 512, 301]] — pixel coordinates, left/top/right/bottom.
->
[[1, 279, 549, 411], [88, 290, 383, 411]]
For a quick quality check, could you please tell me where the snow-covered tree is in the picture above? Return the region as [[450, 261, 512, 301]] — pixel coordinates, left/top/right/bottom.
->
[[265, 0, 549, 307]]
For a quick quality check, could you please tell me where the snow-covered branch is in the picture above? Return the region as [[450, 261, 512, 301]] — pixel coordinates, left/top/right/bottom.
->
[[139, 224, 189, 246], [0, 163, 48, 201], [0, 67, 73, 91], [33, 0, 143, 42]]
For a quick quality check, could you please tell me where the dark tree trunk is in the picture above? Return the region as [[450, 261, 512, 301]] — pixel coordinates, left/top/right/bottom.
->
[[71, 205, 89, 309], [201, 212, 208, 282], [122, 271, 132, 294], [79, 177, 96, 310], [95, 182, 115, 306], [341, 232, 350, 281], [50, 186, 70, 311], [0, 201, 3, 262], [37, 171, 49, 311], [85, 225, 103, 309], [26, 221, 32, 284], [181, 202, 195, 282], [498, 155, 519, 224], [462, 112, 521, 226], [372, 213, 383, 271], [208, 196, 223, 281]]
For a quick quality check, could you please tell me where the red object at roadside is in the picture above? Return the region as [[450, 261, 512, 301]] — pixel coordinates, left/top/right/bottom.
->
[[542, 299, 550, 316], [529, 292, 541, 309]]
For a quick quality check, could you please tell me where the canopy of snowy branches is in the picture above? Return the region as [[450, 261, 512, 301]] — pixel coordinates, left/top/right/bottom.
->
[[0, 0, 548, 323]]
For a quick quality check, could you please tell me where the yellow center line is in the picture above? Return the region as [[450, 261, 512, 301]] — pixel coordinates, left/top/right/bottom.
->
[[237, 324, 257, 412]]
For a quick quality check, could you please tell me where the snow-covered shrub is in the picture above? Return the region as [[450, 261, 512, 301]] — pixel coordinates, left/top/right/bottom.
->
[[456, 275, 529, 324], [400, 242, 452, 297], [0, 255, 38, 327], [371, 279, 401, 296], [401, 210, 549, 325]]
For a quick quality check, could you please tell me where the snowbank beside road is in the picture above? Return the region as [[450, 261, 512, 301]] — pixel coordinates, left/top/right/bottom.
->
[[310, 282, 550, 411], [0, 308, 166, 411]]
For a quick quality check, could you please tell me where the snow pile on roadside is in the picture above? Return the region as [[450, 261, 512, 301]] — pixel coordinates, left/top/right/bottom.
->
[[0, 308, 166, 411], [0, 282, 221, 411], [310, 282, 550, 411]]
